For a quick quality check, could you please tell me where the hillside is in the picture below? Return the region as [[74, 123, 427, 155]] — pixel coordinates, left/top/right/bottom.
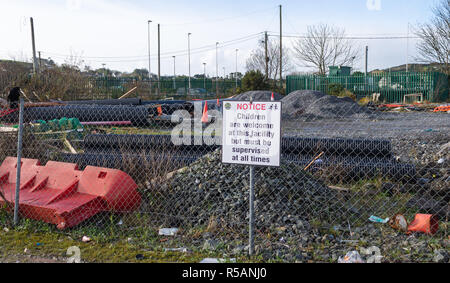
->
[[371, 63, 446, 73]]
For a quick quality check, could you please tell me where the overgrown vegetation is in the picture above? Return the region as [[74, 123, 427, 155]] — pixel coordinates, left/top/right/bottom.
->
[[238, 70, 284, 94], [327, 83, 356, 100]]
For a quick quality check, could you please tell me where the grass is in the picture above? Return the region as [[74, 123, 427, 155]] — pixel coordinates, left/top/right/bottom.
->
[[0, 229, 210, 263], [0, 213, 260, 263]]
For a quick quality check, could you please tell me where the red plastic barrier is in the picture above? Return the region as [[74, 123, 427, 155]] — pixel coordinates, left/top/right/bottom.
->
[[379, 104, 405, 108], [0, 157, 141, 229], [433, 105, 450, 112]]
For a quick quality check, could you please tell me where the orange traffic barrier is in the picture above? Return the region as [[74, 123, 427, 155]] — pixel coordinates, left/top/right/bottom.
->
[[157, 105, 163, 116], [201, 101, 209, 123], [0, 157, 141, 229], [407, 214, 439, 235]]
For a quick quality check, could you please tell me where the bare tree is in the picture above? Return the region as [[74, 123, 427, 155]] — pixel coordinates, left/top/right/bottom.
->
[[292, 23, 359, 75], [245, 37, 292, 80], [414, 0, 450, 74], [63, 50, 85, 71]]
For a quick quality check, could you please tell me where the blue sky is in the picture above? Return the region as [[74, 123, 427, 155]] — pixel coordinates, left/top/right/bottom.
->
[[0, 0, 439, 75]]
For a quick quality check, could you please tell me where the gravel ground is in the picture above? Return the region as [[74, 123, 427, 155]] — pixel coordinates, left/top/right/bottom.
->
[[156, 150, 347, 228]]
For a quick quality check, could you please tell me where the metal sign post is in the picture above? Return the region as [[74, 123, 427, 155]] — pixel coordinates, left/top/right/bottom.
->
[[249, 165, 255, 256]]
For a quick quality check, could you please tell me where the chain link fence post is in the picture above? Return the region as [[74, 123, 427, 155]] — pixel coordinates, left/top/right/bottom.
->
[[13, 97, 24, 226]]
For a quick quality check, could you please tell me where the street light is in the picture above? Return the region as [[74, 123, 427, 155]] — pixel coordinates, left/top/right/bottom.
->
[[147, 20, 152, 96], [173, 56, 176, 90], [188, 33, 192, 92], [216, 42, 219, 96], [235, 49, 239, 91], [203, 62, 206, 90]]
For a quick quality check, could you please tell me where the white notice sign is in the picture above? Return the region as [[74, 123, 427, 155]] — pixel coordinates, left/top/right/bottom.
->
[[222, 101, 281, 167]]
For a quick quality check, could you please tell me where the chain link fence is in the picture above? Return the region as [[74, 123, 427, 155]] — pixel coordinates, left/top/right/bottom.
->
[[0, 90, 448, 263]]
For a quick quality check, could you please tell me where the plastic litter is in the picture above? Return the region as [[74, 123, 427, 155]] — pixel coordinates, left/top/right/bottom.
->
[[164, 247, 189, 253], [338, 251, 364, 263], [389, 214, 408, 232], [407, 214, 439, 235], [369, 215, 389, 224], [82, 236, 91, 243], [158, 228, 179, 236]]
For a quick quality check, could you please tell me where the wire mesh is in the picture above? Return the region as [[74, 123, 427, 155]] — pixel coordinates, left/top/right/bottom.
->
[[0, 91, 448, 263]]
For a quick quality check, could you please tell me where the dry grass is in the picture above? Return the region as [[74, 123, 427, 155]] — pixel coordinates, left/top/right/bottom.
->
[[1, 63, 94, 101]]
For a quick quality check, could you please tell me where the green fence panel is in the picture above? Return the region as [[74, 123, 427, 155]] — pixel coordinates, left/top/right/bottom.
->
[[84, 77, 242, 100], [286, 72, 448, 103]]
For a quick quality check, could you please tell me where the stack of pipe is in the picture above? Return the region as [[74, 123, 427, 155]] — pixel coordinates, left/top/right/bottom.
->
[[56, 134, 416, 180]]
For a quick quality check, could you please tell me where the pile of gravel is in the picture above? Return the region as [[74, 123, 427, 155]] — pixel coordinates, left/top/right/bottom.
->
[[158, 150, 346, 228], [281, 90, 373, 119], [230, 91, 282, 101]]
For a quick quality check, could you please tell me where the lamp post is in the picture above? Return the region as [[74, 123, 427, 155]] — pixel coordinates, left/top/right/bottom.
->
[[235, 49, 239, 91], [223, 67, 226, 95], [173, 56, 176, 90], [216, 42, 219, 96], [157, 23, 161, 97], [147, 20, 152, 96], [188, 33, 192, 93]]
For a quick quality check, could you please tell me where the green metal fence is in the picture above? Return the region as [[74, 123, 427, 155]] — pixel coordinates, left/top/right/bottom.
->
[[286, 72, 449, 103], [92, 77, 241, 100]]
